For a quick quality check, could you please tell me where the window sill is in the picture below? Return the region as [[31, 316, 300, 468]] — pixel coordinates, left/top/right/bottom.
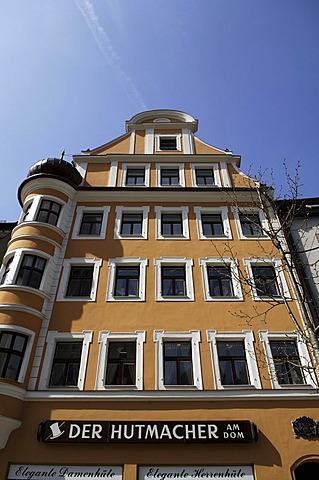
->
[[72, 235, 105, 240], [217, 385, 258, 390], [253, 295, 288, 302], [239, 235, 270, 240], [108, 296, 144, 302], [274, 384, 314, 390], [57, 296, 95, 302], [115, 235, 146, 240], [205, 296, 243, 302], [159, 385, 201, 391], [157, 296, 194, 302], [158, 236, 189, 240]]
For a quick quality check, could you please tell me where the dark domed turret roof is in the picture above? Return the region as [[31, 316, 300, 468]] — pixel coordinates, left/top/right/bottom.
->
[[27, 158, 82, 186]]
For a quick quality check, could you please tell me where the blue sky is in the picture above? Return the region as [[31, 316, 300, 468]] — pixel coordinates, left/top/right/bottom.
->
[[1, 0, 318, 220]]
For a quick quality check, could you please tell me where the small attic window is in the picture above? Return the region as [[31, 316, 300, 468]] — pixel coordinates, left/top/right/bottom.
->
[[156, 135, 181, 151], [153, 118, 171, 123]]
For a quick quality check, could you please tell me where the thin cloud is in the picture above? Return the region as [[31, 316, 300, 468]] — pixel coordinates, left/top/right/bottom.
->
[[73, 0, 147, 110]]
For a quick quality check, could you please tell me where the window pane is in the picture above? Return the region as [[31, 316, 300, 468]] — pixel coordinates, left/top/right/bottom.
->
[[270, 340, 304, 385], [65, 363, 80, 386], [106, 363, 119, 385], [202, 214, 224, 236], [160, 138, 177, 150], [123, 364, 135, 385], [196, 169, 214, 186], [252, 266, 279, 296], [66, 266, 93, 297], [164, 341, 193, 386], [5, 354, 21, 381], [0, 333, 13, 349], [240, 214, 263, 236], [179, 360, 193, 384], [0, 352, 7, 376], [115, 267, 139, 297], [49, 342, 82, 387], [217, 341, 249, 385], [208, 266, 233, 297], [79, 213, 102, 235], [164, 360, 177, 385], [106, 342, 136, 386], [50, 364, 66, 386]]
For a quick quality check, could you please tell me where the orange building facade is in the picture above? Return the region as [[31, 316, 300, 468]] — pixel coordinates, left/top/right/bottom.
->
[[0, 110, 318, 480]]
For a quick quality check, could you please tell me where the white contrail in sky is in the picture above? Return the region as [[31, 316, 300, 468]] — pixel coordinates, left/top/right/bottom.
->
[[73, 0, 147, 110]]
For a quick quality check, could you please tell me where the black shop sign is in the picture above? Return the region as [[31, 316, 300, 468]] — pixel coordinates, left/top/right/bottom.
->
[[38, 420, 257, 444]]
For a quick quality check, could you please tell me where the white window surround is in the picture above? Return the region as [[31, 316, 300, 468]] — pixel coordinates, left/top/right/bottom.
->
[[38, 330, 93, 390], [190, 163, 222, 188], [155, 206, 189, 240], [0, 248, 51, 294], [0, 324, 35, 383], [259, 331, 317, 389], [194, 206, 232, 240], [106, 258, 148, 302], [156, 164, 185, 187], [155, 134, 182, 152], [57, 258, 102, 302], [19, 194, 66, 230], [114, 206, 149, 240], [154, 330, 202, 390], [120, 163, 150, 187], [243, 257, 290, 301], [154, 257, 194, 302], [199, 257, 243, 301], [231, 207, 270, 240], [207, 330, 261, 389], [71, 206, 110, 240], [96, 331, 146, 390]]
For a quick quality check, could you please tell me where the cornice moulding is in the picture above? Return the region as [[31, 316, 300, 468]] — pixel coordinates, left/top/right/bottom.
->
[[73, 154, 241, 164], [19, 178, 77, 205], [25, 389, 319, 402], [73, 188, 260, 204]]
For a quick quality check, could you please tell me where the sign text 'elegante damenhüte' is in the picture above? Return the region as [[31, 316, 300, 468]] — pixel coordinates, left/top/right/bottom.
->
[[38, 420, 257, 444]]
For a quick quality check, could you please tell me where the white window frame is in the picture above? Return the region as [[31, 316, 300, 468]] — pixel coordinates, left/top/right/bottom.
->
[[106, 258, 148, 302], [194, 206, 232, 240], [207, 330, 261, 389], [114, 206, 149, 240], [155, 206, 189, 240], [0, 324, 35, 383], [244, 257, 290, 301], [154, 330, 202, 390], [96, 331, 146, 390], [155, 134, 181, 152], [0, 248, 51, 294], [71, 206, 110, 240], [19, 194, 66, 230], [154, 257, 194, 302], [190, 163, 222, 188], [156, 164, 185, 187], [232, 207, 270, 240], [38, 330, 92, 390], [57, 258, 102, 302], [120, 163, 150, 187], [199, 257, 243, 301], [259, 331, 317, 389]]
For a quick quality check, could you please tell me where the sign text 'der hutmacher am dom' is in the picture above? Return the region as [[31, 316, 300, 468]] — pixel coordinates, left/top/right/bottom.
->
[[38, 420, 258, 444]]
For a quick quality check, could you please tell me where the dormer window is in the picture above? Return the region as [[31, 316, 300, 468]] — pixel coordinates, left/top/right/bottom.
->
[[156, 135, 181, 152], [160, 137, 177, 151]]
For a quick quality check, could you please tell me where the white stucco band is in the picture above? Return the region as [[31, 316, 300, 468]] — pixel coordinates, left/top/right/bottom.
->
[[0, 415, 22, 449]]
